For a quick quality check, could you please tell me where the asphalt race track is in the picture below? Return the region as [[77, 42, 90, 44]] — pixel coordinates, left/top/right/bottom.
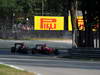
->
[[0, 39, 100, 75], [0, 54, 100, 75], [0, 39, 72, 49]]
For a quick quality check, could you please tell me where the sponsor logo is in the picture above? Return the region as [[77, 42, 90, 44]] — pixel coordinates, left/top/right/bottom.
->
[[34, 16, 64, 30], [40, 18, 56, 30]]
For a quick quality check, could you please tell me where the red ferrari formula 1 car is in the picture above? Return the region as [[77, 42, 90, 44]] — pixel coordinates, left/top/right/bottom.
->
[[32, 44, 59, 55]]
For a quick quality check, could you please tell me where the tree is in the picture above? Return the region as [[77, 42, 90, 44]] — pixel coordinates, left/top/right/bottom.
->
[[0, 0, 16, 25], [68, 0, 79, 48], [15, 0, 35, 24]]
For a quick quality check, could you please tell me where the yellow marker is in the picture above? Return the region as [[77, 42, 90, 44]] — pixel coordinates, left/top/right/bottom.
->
[[68, 11, 72, 31], [68, 16, 72, 31]]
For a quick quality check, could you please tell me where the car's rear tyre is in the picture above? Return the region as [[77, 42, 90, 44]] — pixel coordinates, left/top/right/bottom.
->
[[31, 48, 37, 54], [11, 47, 16, 53], [54, 49, 59, 55]]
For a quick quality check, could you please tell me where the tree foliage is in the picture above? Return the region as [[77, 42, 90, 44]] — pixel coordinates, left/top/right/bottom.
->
[[0, 0, 16, 15], [0, 0, 69, 25]]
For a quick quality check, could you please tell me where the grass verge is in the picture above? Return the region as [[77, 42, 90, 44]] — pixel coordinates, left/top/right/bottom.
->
[[0, 64, 35, 75]]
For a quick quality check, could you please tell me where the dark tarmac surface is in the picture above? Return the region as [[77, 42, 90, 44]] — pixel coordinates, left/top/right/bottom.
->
[[0, 40, 100, 75]]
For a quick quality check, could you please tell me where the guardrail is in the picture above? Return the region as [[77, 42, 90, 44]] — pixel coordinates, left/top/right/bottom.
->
[[68, 48, 100, 58]]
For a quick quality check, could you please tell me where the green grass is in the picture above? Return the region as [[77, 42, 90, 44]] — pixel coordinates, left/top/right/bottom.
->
[[0, 64, 35, 75]]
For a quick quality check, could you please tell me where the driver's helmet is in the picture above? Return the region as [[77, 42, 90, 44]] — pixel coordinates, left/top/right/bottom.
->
[[44, 44, 47, 47]]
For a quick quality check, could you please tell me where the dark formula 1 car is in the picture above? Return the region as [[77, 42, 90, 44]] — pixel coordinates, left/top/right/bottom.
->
[[11, 43, 29, 54], [32, 44, 59, 55]]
